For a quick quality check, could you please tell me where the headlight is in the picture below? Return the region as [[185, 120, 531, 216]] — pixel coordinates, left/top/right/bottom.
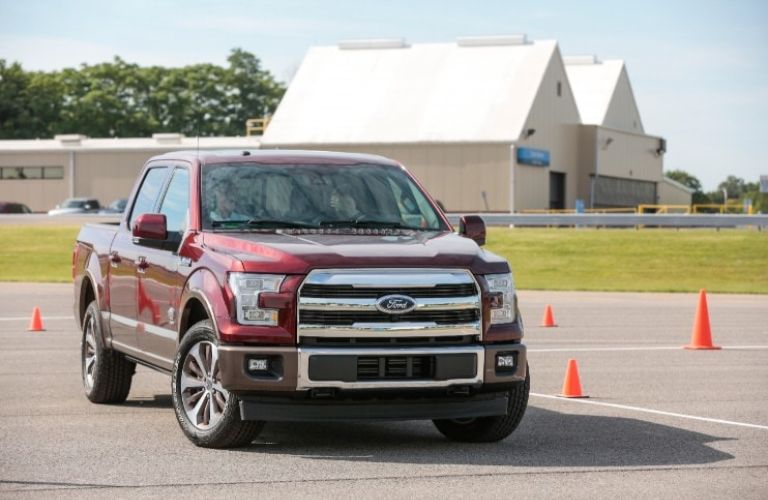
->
[[485, 273, 516, 324], [228, 273, 285, 326]]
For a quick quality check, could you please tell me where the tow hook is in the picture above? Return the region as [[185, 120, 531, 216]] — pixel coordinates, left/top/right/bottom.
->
[[447, 385, 472, 397], [310, 388, 337, 399]]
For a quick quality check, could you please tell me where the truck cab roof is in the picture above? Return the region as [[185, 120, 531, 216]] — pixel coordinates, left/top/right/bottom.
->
[[149, 149, 401, 168]]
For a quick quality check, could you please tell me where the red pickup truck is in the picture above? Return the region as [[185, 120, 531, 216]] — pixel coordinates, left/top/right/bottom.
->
[[73, 150, 528, 448]]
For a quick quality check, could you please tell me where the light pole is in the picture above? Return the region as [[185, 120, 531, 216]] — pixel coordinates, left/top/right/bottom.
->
[[722, 188, 728, 213]]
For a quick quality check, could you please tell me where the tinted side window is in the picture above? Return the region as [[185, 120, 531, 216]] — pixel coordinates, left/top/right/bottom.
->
[[129, 167, 169, 228], [159, 168, 190, 234]]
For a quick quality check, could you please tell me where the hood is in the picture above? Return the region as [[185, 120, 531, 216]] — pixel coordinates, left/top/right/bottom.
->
[[202, 230, 509, 275]]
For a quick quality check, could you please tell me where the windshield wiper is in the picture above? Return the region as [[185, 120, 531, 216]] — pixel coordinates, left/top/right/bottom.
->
[[318, 219, 423, 230], [210, 219, 317, 229], [243, 219, 319, 229], [211, 219, 250, 228]]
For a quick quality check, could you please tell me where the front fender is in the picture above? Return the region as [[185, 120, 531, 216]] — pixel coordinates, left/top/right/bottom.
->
[[179, 268, 228, 340]]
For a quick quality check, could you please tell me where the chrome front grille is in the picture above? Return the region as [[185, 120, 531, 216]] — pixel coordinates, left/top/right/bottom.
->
[[300, 309, 480, 326], [297, 269, 482, 342], [300, 283, 478, 298]]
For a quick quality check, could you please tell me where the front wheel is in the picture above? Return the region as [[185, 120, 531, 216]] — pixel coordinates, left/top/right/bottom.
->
[[171, 320, 264, 448], [433, 365, 530, 442]]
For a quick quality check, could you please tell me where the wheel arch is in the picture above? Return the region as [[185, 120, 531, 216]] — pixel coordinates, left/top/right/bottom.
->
[[178, 268, 225, 342]]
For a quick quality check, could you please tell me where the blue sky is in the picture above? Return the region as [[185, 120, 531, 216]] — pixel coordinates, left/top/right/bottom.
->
[[1, 0, 766, 190]]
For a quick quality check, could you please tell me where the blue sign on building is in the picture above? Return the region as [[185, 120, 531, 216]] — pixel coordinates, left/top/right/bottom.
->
[[516, 147, 550, 167]]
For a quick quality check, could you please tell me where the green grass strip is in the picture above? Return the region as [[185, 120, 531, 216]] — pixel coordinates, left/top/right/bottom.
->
[[0, 225, 765, 293], [486, 227, 768, 294], [0, 226, 79, 283]]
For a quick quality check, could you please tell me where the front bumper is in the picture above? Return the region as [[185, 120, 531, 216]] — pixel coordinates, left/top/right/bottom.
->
[[218, 343, 527, 392], [239, 391, 510, 421]]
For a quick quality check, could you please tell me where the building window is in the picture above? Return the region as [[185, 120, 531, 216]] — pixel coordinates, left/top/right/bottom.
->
[[43, 166, 64, 179], [557, 80, 562, 97], [0, 166, 64, 180]]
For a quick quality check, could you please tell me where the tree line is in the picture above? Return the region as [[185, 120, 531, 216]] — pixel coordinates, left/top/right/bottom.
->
[[666, 170, 766, 212], [0, 49, 285, 139]]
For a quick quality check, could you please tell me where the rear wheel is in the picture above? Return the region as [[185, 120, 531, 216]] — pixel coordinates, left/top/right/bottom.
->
[[81, 301, 135, 403], [171, 320, 264, 448], [433, 365, 530, 442]]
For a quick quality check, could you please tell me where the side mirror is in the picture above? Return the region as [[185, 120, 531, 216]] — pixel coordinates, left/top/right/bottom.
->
[[133, 213, 167, 241], [459, 215, 486, 246]]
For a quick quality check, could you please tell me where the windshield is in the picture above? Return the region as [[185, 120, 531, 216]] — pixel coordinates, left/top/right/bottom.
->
[[201, 162, 447, 232]]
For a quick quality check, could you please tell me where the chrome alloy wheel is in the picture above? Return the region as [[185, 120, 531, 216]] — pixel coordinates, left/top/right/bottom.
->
[[180, 341, 229, 430], [82, 315, 98, 390]]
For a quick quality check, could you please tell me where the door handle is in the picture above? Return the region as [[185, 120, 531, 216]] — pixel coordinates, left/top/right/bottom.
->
[[137, 256, 149, 273], [109, 251, 121, 268]]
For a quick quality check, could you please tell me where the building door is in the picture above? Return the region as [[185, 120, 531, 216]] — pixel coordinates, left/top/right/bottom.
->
[[549, 172, 566, 210]]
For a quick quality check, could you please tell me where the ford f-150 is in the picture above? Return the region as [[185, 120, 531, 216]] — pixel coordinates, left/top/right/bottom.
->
[[73, 150, 529, 448]]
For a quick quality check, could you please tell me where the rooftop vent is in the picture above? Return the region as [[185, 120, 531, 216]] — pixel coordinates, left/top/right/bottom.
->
[[457, 34, 528, 47], [563, 55, 600, 65], [338, 38, 409, 50], [152, 133, 184, 144], [55, 134, 87, 146]]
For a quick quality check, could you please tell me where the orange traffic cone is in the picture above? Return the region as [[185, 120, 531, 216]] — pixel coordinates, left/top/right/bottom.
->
[[684, 289, 720, 350], [559, 359, 588, 398], [28, 306, 45, 332], [541, 305, 557, 327]]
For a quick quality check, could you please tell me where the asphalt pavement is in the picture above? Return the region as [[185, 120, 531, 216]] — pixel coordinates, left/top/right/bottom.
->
[[1, 284, 766, 499]]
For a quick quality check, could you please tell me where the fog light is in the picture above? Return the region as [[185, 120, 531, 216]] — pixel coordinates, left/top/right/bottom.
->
[[248, 358, 269, 372], [496, 354, 516, 368]]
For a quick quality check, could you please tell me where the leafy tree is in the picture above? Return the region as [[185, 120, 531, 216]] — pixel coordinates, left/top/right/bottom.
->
[[0, 49, 285, 139], [0, 61, 62, 138], [665, 169, 709, 204], [717, 175, 747, 199], [665, 169, 701, 192]]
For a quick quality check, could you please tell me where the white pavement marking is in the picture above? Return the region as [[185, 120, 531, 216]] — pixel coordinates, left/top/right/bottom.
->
[[531, 393, 768, 431], [528, 346, 768, 353], [0, 316, 72, 321]]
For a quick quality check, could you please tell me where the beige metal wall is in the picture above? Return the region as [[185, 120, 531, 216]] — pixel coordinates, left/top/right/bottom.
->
[[576, 126, 597, 205], [514, 46, 582, 211], [602, 67, 644, 133], [595, 127, 662, 182], [0, 152, 70, 212], [577, 126, 664, 207], [73, 151, 160, 207], [658, 180, 693, 205], [266, 143, 512, 212]]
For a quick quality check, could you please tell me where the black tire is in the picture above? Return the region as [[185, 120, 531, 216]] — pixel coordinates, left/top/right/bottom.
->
[[81, 301, 135, 403], [433, 365, 530, 443], [171, 320, 264, 448]]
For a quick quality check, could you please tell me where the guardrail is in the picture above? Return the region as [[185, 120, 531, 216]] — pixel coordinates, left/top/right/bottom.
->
[[445, 213, 768, 228], [0, 214, 121, 226], [3, 213, 765, 229]]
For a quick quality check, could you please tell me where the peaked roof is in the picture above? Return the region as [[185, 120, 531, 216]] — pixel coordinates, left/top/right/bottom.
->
[[262, 38, 559, 145], [564, 57, 644, 133]]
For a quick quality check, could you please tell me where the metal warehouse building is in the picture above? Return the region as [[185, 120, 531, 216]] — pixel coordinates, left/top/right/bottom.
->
[[0, 35, 691, 213], [262, 35, 689, 211], [0, 135, 260, 212]]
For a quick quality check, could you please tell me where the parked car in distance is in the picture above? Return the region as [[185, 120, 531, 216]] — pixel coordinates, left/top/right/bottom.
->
[[99, 198, 128, 214], [0, 202, 32, 214], [48, 198, 101, 216]]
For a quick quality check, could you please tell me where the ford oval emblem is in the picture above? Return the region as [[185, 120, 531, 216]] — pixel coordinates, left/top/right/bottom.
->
[[376, 294, 417, 315]]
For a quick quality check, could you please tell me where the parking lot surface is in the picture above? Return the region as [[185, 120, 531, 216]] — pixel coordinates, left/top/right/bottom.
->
[[1, 284, 766, 499]]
